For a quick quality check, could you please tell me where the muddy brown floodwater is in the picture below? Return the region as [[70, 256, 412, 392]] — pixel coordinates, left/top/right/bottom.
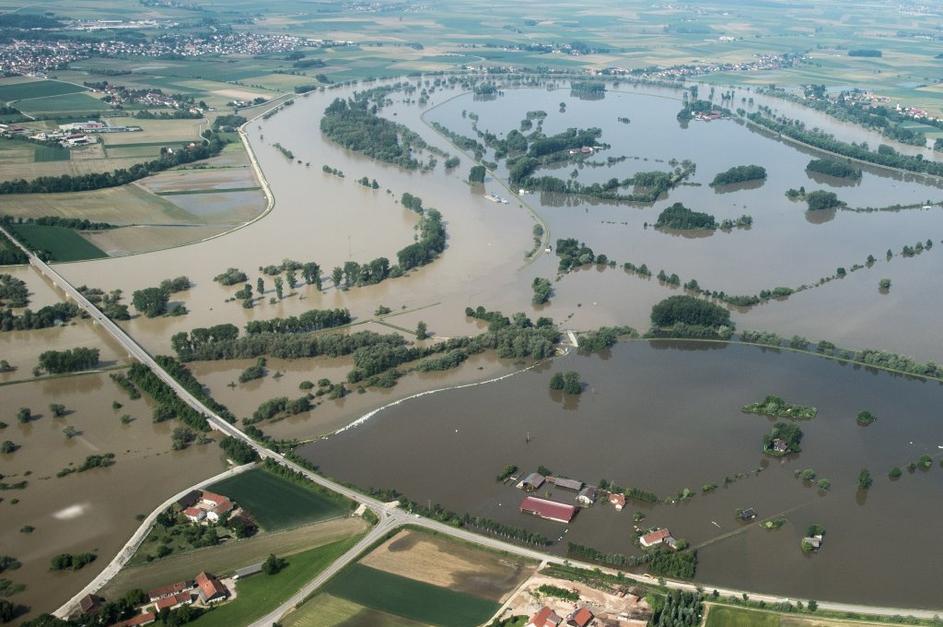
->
[[300, 340, 943, 609], [0, 373, 227, 622]]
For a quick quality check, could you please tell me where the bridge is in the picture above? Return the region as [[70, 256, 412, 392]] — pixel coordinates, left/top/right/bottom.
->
[[5, 225, 938, 624]]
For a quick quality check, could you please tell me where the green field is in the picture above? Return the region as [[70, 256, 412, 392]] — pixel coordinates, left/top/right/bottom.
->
[[188, 536, 362, 627], [9, 224, 106, 261], [16, 92, 110, 114], [706, 606, 781, 627], [0, 79, 86, 103], [34, 144, 71, 162], [324, 564, 500, 627], [208, 468, 349, 531]]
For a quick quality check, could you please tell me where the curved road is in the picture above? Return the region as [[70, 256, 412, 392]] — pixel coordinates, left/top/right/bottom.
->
[[6, 226, 940, 624]]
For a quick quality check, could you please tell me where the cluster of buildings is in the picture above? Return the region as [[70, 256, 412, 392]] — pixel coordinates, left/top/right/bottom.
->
[[528, 605, 596, 627], [177, 489, 240, 525], [0, 120, 141, 148], [638, 528, 679, 550], [90, 82, 197, 111], [78, 571, 232, 626], [516, 472, 624, 524], [594, 52, 805, 82]]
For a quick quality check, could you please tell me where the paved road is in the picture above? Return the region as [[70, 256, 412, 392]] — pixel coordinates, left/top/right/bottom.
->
[[54, 464, 255, 618], [6, 230, 941, 625]]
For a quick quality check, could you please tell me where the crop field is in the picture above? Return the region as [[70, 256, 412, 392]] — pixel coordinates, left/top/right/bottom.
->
[[705, 606, 891, 627], [188, 535, 364, 627], [283, 594, 430, 627], [0, 78, 86, 102], [9, 224, 107, 261], [323, 564, 500, 627], [15, 91, 111, 115], [0, 184, 194, 225], [360, 529, 536, 602], [208, 468, 349, 531], [33, 144, 71, 162]]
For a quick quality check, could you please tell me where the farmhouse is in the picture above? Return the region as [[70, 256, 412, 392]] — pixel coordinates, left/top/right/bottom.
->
[[114, 612, 156, 627], [147, 580, 194, 603], [181, 490, 236, 524], [195, 571, 229, 604], [567, 607, 595, 627], [639, 528, 673, 548], [520, 472, 546, 491], [551, 477, 583, 491], [183, 507, 205, 523], [520, 496, 577, 524], [153, 592, 193, 612], [576, 486, 597, 506], [528, 606, 564, 627]]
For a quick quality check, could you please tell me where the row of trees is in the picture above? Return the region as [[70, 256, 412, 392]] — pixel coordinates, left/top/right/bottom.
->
[[0, 131, 228, 195], [245, 308, 351, 335], [1, 303, 80, 332], [0, 274, 28, 308], [38, 347, 99, 374], [246, 395, 312, 425]]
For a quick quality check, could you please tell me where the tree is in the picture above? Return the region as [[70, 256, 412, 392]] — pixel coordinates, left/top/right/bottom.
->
[[262, 553, 287, 575], [286, 269, 298, 289], [416, 321, 429, 340], [858, 468, 873, 490], [879, 278, 891, 291], [808, 600, 818, 612], [1, 440, 18, 454], [650, 295, 731, 328], [331, 266, 343, 288], [256, 277, 264, 296], [16, 408, 31, 423], [274, 276, 284, 300], [302, 262, 321, 289], [49, 403, 66, 417], [563, 371, 582, 395], [132, 287, 169, 318], [549, 372, 565, 390], [469, 165, 486, 183], [0, 599, 16, 623]]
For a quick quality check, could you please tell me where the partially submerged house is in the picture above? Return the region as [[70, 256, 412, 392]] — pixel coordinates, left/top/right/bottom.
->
[[639, 528, 673, 548], [520, 496, 577, 524], [520, 472, 546, 491], [576, 486, 597, 506]]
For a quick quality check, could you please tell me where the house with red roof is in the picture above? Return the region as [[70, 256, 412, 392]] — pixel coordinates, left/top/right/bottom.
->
[[147, 580, 194, 603], [183, 507, 205, 523], [528, 606, 564, 627], [608, 493, 626, 511], [113, 612, 156, 627], [639, 528, 673, 548], [195, 571, 229, 604], [567, 606, 594, 627], [154, 591, 193, 612]]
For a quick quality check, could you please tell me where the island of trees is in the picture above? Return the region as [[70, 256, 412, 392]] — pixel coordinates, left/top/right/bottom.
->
[[806, 158, 862, 180], [648, 295, 733, 339], [710, 165, 767, 187], [742, 395, 817, 420], [763, 421, 803, 456], [805, 190, 843, 211], [654, 203, 717, 230]]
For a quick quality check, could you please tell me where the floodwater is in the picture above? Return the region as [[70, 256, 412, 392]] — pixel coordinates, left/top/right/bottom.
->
[[300, 340, 943, 608], [0, 373, 228, 621], [47, 76, 943, 364]]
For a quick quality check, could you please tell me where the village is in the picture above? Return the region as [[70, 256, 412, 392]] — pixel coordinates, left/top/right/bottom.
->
[[0, 119, 142, 149]]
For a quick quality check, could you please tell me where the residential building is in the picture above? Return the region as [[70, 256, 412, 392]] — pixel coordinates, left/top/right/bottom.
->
[[114, 612, 156, 627], [195, 571, 229, 604], [551, 477, 583, 491], [528, 606, 564, 627], [147, 581, 194, 603], [567, 607, 595, 627], [639, 528, 672, 548], [183, 507, 205, 523], [520, 472, 546, 491], [78, 593, 104, 615], [608, 493, 626, 511], [576, 486, 597, 506], [154, 592, 192, 612]]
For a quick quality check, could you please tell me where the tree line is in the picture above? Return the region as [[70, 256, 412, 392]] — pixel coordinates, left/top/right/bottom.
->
[[38, 347, 99, 374], [0, 130, 228, 195]]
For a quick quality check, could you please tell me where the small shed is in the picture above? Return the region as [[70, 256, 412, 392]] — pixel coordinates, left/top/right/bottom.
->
[[520, 472, 546, 491], [234, 562, 264, 579], [552, 477, 583, 491]]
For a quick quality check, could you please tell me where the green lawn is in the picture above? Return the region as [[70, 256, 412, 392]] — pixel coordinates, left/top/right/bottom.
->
[[0, 79, 86, 103], [16, 92, 110, 114], [34, 144, 71, 162], [324, 564, 500, 627], [706, 605, 781, 627], [208, 468, 349, 531], [9, 224, 106, 261], [188, 536, 362, 627]]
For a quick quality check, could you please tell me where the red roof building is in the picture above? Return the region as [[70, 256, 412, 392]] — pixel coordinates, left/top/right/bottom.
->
[[147, 581, 193, 602], [195, 571, 229, 604], [114, 612, 156, 627], [199, 491, 230, 509], [608, 493, 626, 510], [567, 607, 594, 627], [520, 496, 577, 524], [640, 528, 672, 548], [183, 507, 205, 522], [528, 606, 564, 627], [154, 591, 193, 611]]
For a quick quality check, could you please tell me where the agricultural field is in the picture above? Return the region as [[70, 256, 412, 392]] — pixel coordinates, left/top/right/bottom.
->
[[187, 535, 364, 627], [8, 223, 107, 261], [0, 184, 193, 225], [283, 593, 430, 627], [208, 467, 351, 531], [360, 528, 535, 602], [100, 517, 367, 600], [32, 144, 70, 162], [15, 91, 111, 115], [322, 563, 501, 627], [704, 605, 892, 627], [0, 78, 86, 103]]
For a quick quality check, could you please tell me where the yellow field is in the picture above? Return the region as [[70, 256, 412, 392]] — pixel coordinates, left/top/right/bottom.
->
[[283, 593, 430, 627], [359, 528, 536, 602], [0, 184, 193, 224], [100, 117, 206, 146]]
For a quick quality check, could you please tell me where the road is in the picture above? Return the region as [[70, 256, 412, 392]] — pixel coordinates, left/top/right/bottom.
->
[[54, 464, 255, 618], [7, 232, 941, 626]]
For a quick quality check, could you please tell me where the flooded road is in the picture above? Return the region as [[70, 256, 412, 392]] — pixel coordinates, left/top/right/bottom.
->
[[300, 340, 943, 608]]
